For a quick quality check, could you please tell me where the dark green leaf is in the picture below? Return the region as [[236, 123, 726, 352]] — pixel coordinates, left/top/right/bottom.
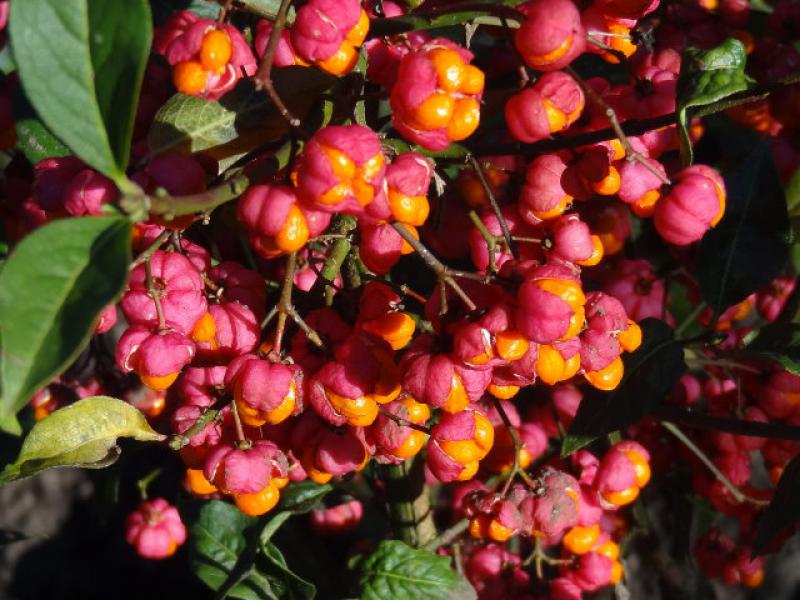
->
[[10, 0, 151, 183], [259, 542, 316, 600], [147, 69, 336, 158], [0, 217, 132, 421], [368, 9, 513, 38], [696, 142, 790, 317], [212, 484, 330, 600], [358, 541, 476, 600], [278, 481, 332, 514], [740, 323, 800, 375], [151, 0, 221, 24], [562, 319, 686, 455], [787, 168, 800, 219], [190, 500, 274, 600], [12, 87, 70, 164], [0, 396, 163, 484], [753, 452, 800, 555], [383, 137, 469, 160], [0, 44, 15, 75], [676, 39, 753, 164]]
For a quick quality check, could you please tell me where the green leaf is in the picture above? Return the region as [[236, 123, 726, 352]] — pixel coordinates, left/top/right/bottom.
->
[[0, 44, 15, 75], [368, 9, 517, 38], [383, 137, 469, 160], [0, 216, 132, 420], [358, 541, 476, 600], [259, 542, 316, 600], [0, 396, 163, 484], [562, 319, 686, 456], [740, 323, 800, 375], [151, 0, 221, 24], [786, 168, 800, 219], [753, 452, 800, 555], [676, 39, 753, 165], [190, 501, 274, 600], [12, 87, 70, 165], [9, 0, 152, 183], [147, 68, 336, 158], [212, 484, 331, 599], [277, 481, 332, 514], [696, 142, 790, 317]]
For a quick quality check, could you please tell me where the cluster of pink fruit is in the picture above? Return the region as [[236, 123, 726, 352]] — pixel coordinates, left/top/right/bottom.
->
[[3, 0, 800, 597]]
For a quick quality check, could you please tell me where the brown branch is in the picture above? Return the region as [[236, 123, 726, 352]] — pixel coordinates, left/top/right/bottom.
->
[[391, 222, 478, 313], [378, 407, 431, 435], [252, 0, 300, 127]]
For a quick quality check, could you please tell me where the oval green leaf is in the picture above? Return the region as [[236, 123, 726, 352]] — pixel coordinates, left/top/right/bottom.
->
[[190, 500, 275, 600], [147, 68, 336, 159], [0, 216, 132, 421], [0, 396, 163, 484], [9, 0, 152, 182], [277, 481, 332, 514], [359, 541, 476, 600], [676, 38, 753, 164]]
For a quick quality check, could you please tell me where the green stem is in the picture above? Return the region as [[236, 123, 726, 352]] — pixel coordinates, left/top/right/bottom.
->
[[120, 175, 249, 220], [137, 468, 162, 500], [675, 302, 706, 338], [381, 457, 436, 547]]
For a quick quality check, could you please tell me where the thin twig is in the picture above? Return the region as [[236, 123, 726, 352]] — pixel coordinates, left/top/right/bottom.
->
[[144, 258, 167, 331], [468, 155, 518, 259], [287, 305, 325, 349], [391, 222, 478, 313], [586, 34, 629, 65], [656, 406, 800, 441], [252, 0, 300, 126], [490, 397, 535, 495], [169, 408, 221, 450], [661, 421, 768, 506], [378, 407, 431, 435], [422, 519, 469, 551], [565, 66, 671, 186], [272, 251, 298, 355], [468, 210, 498, 274], [130, 230, 170, 270], [231, 396, 248, 444]]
